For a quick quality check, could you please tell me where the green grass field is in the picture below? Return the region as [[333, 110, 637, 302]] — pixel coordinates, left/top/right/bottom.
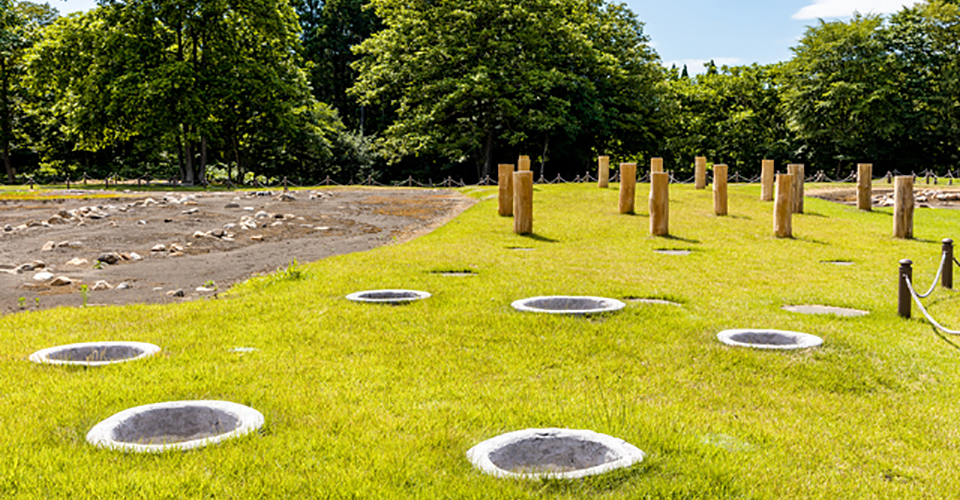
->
[[4, 182, 960, 498]]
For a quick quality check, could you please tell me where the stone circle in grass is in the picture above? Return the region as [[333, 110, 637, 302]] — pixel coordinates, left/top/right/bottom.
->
[[86, 400, 264, 453], [345, 289, 431, 303], [29, 341, 160, 366], [654, 249, 692, 256], [512, 296, 625, 315], [717, 329, 823, 350], [467, 428, 645, 479], [781, 305, 869, 317]]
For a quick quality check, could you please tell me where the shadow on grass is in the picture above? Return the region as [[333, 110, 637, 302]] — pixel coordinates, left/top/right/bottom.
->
[[521, 233, 559, 243], [801, 211, 828, 218], [655, 234, 701, 244]]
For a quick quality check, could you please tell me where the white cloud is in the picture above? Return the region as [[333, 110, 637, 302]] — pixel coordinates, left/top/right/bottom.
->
[[792, 0, 922, 20], [664, 58, 744, 74]]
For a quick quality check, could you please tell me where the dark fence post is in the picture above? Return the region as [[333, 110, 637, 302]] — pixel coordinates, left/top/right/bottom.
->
[[944, 239, 954, 290], [899, 259, 913, 318]]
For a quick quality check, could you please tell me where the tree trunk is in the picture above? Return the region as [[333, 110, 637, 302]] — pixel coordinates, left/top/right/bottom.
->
[[176, 133, 185, 182], [184, 140, 195, 186], [539, 134, 549, 179], [1, 56, 14, 183], [199, 136, 207, 185], [481, 130, 494, 179]]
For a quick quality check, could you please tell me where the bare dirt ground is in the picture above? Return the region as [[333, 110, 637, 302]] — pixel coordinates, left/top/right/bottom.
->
[[809, 185, 960, 209], [0, 188, 474, 314]]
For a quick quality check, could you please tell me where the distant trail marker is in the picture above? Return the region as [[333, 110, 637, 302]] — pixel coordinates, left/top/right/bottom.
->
[[650, 172, 669, 236], [761, 159, 774, 202], [695, 156, 707, 190], [713, 164, 728, 216], [619, 163, 637, 214], [894, 175, 914, 239], [857, 163, 872, 211], [598, 156, 610, 189], [774, 173, 794, 238], [513, 170, 534, 234], [498, 164, 514, 217]]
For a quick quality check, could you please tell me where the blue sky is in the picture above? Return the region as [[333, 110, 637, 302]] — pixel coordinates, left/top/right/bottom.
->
[[50, 0, 920, 72]]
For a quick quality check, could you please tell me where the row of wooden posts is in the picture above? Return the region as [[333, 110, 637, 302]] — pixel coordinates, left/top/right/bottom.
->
[[498, 156, 917, 240]]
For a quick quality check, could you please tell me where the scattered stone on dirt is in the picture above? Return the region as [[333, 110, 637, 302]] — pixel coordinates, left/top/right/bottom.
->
[[277, 192, 295, 202], [33, 271, 53, 281], [151, 244, 166, 252], [97, 253, 122, 265], [166, 289, 185, 297], [811, 186, 960, 210], [1, 188, 473, 313], [225, 202, 240, 208], [251, 235, 264, 241], [93, 280, 112, 291], [41, 241, 55, 252], [50, 276, 73, 286], [4, 225, 12, 232]]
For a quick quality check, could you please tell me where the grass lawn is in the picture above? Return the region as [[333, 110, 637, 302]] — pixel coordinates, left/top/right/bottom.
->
[[3, 182, 960, 498]]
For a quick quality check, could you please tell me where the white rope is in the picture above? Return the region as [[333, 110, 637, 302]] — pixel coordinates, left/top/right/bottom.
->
[[905, 276, 960, 335], [915, 252, 948, 298]]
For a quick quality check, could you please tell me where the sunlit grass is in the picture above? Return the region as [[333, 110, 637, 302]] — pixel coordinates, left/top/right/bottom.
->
[[3, 182, 960, 498]]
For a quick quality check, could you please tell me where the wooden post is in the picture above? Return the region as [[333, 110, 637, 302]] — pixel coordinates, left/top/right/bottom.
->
[[713, 164, 728, 216], [518, 156, 531, 172], [694, 156, 707, 190], [598, 156, 610, 189], [649, 172, 669, 236], [857, 163, 872, 211], [899, 259, 913, 318], [943, 239, 954, 290], [787, 164, 804, 214], [498, 164, 514, 217], [618, 163, 637, 214], [513, 170, 533, 234], [894, 175, 914, 239], [774, 174, 794, 238], [651, 157, 663, 174], [760, 159, 774, 201]]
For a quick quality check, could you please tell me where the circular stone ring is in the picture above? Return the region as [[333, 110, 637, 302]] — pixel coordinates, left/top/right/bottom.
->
[[345, 289, 431, 303], [466, 428, 645, 480], [717, 329, 823, 350], [86, 400, 265, 453], [511, 296, 626, 315], [29, 341, 161, 366]]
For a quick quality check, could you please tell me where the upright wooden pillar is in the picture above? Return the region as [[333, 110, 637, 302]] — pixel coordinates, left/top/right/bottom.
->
[[894, 175, 914, 239], [857, 163, 872, 211], [760, 159, 774, 201], [713, 164, 728, 216], [619, 163, 637, 214], [513, 171, 533, 234], [598, 156, 610, 189], [774, 174, 794, 238], [498, 164, 514, 216], [787, 164, 804, 214], [651, 158, 663, 174], [518, 156, 531, 172], [650, 172, 669, 236], [694, 156, 707, 190]]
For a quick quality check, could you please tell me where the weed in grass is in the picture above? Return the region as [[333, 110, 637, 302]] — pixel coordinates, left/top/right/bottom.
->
[[17, 296, 24, 309], [80, 284, 88, 307]]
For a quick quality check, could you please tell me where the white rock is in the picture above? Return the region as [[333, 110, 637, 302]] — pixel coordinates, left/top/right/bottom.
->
[[193, 231, 206, 238], [151, 244, 166, 252], [243, 207, 255, 211], [138, 220, 147, 225], [196, 286, 216, 293], [223, 223, 236, 230], [254, 211, 270, 219], [33, 271, 54, 281], [50, 276, 73, 286], [65, 257, 89, 266], [314, 226, 330, 231], [67, 241, 83, 249], [169, 243, 184, 252], [251, 235, 264, 241], [117, 282, 132, 290], [129, 252, 142, 261], [271, 221, 283, 227], [92, 280, 112, 291], [41, 241, 56, 252], [183, 208, 199, 215]]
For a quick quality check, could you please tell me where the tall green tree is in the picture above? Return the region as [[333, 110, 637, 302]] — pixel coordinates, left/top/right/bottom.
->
[[0, 0, 56, 182], [350, 0, 665, 180], [25, 0, 340, 184]]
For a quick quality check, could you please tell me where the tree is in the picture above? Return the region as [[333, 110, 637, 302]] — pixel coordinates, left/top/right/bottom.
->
[[296, 0, 382, 132], [0, 0, 56, 182], [24, 0, 340, 184], [350, 0, 665, 180]]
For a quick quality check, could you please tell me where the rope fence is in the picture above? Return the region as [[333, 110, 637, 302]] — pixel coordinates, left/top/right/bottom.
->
[[899, 239, 959, 334], [4, 167, 956, 192]]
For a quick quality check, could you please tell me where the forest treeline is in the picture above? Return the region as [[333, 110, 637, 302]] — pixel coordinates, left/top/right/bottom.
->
[[1, 0, 959, 185]]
